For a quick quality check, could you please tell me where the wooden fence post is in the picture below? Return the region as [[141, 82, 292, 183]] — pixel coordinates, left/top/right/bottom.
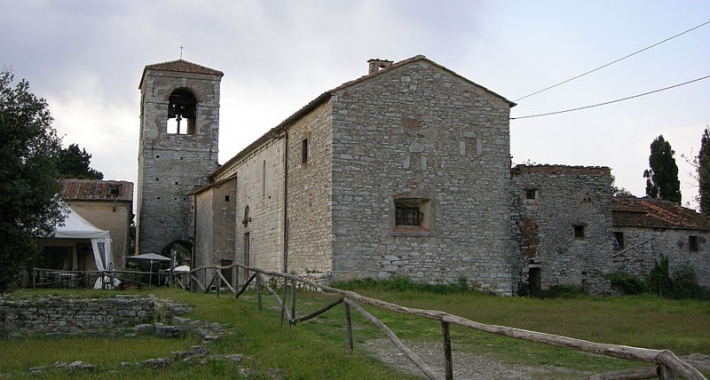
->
[[344, 301, 353, 353], [290, 278, 297, 328], [256, 274, 263, 312], [441, 320, 453, 380], [280, 276, 287, 327], [216, 267, 222, 297]]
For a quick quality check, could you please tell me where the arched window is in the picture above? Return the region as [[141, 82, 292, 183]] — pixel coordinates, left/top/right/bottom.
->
[[167, 88, 197, 134]]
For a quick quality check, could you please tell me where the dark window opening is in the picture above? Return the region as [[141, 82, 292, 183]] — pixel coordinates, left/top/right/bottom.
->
[[167, 88, 197, 135], [689, 235, 699, 252], [396, 205, 423, 227], [301, 138, 308, 164], [525, 189, 536, 200], [109, 185, 120, 197], [225, 195, 230, 202], [574, 225, 585, 239], [394, 198, 432, 230], [614, 232, 624, 249]]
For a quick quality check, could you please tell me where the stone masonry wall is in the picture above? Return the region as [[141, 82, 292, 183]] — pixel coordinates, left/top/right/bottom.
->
[[286, 102, 334, 275], [209, 138, 286, 274], [0, 296, 155, 338], [329, 58, 514, 294], [510, 165, 614, 294], [613, 227, 710, 288]]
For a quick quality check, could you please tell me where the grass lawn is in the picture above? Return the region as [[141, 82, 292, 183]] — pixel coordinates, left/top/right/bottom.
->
[[1, 285, 708, 379]]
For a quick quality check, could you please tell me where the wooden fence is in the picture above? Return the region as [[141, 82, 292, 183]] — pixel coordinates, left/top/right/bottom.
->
[[184, 263, 707, 380], [37, 263, 707, 380]]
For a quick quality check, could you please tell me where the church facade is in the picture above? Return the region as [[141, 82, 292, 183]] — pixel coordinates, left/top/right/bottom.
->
[[135, 55, 710, 295]]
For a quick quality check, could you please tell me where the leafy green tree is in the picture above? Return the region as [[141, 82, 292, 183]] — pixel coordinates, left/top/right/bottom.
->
[[697, 126, 710, 214], [57, 143, 103, 179], [0, 70, 65, 292], [643, 135, 681, 204]]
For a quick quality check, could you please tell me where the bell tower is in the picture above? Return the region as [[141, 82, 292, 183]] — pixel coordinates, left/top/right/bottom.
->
[[136, 59, 223, 255]]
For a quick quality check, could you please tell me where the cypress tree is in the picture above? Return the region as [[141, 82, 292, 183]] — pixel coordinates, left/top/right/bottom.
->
[[643, 135, 681, 204], [698, 127, 710, 214]]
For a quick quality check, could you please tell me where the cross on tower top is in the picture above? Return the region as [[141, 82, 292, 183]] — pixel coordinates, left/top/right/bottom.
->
[[179, 45, 184, 59]]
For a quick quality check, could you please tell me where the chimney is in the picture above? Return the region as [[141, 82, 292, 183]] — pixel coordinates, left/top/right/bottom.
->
[[368, 59, 393, 74]]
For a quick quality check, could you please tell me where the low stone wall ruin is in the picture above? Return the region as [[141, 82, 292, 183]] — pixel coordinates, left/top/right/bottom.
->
[[0, 295, 159, 338]]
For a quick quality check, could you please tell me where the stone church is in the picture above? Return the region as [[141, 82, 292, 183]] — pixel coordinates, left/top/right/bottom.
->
[[136, 55, 710, 295]]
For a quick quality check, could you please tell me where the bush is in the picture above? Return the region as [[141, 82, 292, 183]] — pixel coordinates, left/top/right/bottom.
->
[[605, 271, 647, 295], [647, 256, 710, 300]]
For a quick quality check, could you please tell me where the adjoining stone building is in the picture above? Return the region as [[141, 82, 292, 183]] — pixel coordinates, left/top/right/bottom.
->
[[612, 197, 710, 288], [135, 55, 710, 295], [510, 165, 615, 294]]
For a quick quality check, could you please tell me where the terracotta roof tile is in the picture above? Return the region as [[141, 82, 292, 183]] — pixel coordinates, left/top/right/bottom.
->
[[612, 197, 710, 231], [61, 179, 133, 202]]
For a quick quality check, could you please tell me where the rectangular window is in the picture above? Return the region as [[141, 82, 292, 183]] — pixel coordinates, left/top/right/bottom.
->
[[394, 198, 432, 231], [574, 225, 585, 239], [614, 232, 624, 249], [301, 138, 308, 164], [689, 235, 699, 252], [525, 189, 537, 200]]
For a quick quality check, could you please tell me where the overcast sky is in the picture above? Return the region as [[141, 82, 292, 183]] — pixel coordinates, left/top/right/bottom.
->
[[2, 1, 709, 208]]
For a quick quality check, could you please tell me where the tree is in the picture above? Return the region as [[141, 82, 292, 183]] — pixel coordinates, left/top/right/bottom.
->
[[57, 143, 103, 179], [643, 135, 681, 204], [697, 126, 710, 214], [0, 70, 65, 292]]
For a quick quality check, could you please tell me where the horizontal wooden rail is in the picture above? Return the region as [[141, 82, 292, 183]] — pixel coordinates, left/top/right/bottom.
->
[[190, 264, 706, 380]]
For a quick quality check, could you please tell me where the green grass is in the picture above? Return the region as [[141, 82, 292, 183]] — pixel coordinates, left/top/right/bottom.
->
[[1, 285, 709, 379]]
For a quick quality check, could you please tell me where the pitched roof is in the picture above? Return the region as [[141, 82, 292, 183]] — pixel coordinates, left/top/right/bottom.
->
[[139, 59, 223, 89], [612, 197, 710, 231], [212, 55, 514, 179], [61, 179, 133, 202]]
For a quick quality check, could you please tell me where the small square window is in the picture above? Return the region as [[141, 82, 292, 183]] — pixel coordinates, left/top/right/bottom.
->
[[225, 195, 230, 202], [525, 189, 537, 200], [614, 232, 624, 249], [394, 198, 432, 231], [574, 225, 585, 239], [689, 235, 699, 252]]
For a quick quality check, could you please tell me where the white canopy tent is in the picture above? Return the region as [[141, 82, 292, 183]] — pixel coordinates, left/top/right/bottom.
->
[[53, 207, 118, 289]]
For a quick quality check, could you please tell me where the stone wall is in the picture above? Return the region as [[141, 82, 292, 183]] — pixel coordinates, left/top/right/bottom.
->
[[286, 102, 334, 275], [193, 179, 236, 269], [0, 296, 156, 338], [329, 58, 514, 294], [613, 227, 710, 288], [511, 165, 614, 294]]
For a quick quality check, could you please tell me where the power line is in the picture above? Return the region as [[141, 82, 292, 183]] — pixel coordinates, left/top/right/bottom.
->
[[513, 19, 710, 103], [510, 74, 710, 120]]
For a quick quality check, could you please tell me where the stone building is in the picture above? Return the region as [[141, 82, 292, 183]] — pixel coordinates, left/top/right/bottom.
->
[[135, 55, 709, 295], [612, 197, 710, 288], [510, 165, 614, 294]]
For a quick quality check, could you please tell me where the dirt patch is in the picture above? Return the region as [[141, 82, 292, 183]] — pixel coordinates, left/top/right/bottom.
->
[[361, 339, 588, 379], [362, 339, 710, 379]]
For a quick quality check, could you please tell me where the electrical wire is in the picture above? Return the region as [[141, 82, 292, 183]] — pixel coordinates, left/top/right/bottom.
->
[[510, 74, 710, 120], [513, 19, 710, 103]]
